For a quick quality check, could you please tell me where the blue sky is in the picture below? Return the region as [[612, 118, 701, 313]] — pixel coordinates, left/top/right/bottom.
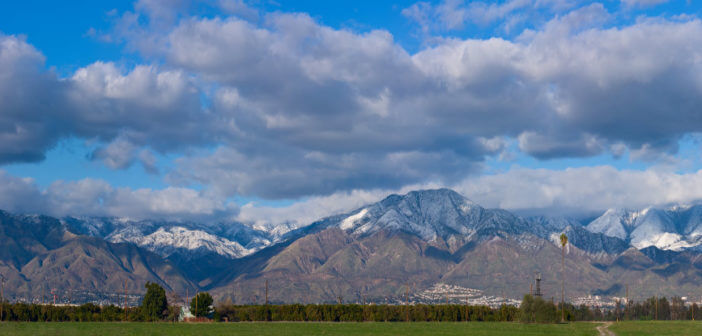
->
[[1, 0, 702, 225]]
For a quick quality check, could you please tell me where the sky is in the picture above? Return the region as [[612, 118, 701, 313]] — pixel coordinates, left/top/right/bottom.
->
[[1, 0, 702, 228]]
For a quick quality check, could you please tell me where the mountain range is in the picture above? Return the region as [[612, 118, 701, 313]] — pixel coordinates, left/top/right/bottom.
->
[[3, 188, 702, 304]]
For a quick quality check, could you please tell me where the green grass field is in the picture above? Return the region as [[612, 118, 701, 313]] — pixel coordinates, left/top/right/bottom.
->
[[608, 321, 702, 336], [5, 321, 700, 336], [0, 322, 598, 336]]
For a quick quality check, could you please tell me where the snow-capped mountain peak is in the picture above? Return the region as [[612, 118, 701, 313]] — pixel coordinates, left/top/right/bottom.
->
[[109, 226, 253, 259], [333, 189, 527, 245], [586, 205, 702, 251], [61, 216, 274, 259]]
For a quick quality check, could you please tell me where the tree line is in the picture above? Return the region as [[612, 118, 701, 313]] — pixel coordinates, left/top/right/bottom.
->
[[0, 282, 213, 322], [0, 283, 699, 323], [520, 294, 701, 323], [215, 303, 519, 322]]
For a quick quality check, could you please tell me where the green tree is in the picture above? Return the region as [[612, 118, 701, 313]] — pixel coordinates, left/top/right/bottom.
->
[[141, 282, 168, 321], [520, 294, 558, 323], [191, 292, 214, 317]]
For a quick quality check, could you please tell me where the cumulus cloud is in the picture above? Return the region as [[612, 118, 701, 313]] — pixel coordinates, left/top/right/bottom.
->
[[85, 4, 702, 199], [7, 164, 702, 226], [68, 62, 208, 150], [235, 165, 702, 227], [168, 146, 488, 199], [0, 171, 48, 214], [457, 166, 702, 216], [0, 33, 211, 167], [237, 189, 395, 231], [0, 34, 68, 163], [0, 170, 238, 222], [5, 2, 702, 209]]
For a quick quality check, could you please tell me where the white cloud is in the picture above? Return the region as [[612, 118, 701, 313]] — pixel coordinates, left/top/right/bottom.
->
[[225, 165, 702, 226], [167, 146, 486, 199], [99, 7, 702, 198], [402, 0, 585, 33], [6, 163, 702, 227], [0, 170, 238, 222], [237, 189, 392, 231], [0, 34, 66, 163], [621, 0, 670, 8], [457, 166, 702, 216], [0, 171, 47, 214], [90, 137, 139, 170], [0, 33, 211, 165], [4, 3, 702, 208]]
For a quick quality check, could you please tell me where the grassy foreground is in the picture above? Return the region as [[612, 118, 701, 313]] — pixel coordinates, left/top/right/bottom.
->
[[0, 321, 599, 336], [609, 321, 702, 336]]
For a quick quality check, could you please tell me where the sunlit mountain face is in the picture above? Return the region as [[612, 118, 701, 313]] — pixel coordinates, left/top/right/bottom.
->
[[2, 0, 702, 305], [4, 189, 702, 304]]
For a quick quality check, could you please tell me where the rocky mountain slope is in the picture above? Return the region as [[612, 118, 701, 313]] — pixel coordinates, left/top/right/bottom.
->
[[206, 189, 702, 303], [0, 211, 196, 301], [3, 188, 702, 304]]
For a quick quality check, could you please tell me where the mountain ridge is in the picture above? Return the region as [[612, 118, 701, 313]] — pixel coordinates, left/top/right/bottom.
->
[[4, 188, 702, 303]]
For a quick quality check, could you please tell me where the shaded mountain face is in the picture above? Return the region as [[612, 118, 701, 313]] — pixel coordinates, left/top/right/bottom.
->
[[5, 189, 702, 304], [208, 189, 702, 303], [0, 211, 195, 301]]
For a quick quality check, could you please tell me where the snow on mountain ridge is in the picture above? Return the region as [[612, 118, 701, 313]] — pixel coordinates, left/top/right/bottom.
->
[[333, 189, 528, 246], [339, 208, 368, 230], [62, 216, 274, 259], [54, 189, 702, 259], [109, 226, 254, 259], [586, 205, 702, 251]]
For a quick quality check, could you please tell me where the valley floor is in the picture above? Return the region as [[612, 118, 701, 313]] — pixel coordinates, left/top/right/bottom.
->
[[608, 321, 702, 336], [3, 321, 701, 335], [0, 321, 599, 336]]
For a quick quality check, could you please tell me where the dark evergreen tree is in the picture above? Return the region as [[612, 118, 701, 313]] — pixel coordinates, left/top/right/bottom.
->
[[191, 292, 214, 317], [141, 282, 168, 321]]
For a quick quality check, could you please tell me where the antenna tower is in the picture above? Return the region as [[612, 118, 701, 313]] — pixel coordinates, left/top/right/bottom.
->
[[534, 273, 543, 297]]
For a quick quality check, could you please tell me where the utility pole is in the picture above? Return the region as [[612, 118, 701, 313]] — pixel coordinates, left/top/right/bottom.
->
[[465, 295, 469, 322], [123, 280, 127, 322], [560, 233, 568, 323], [626, 284, 629, 320], [265, 280, 269, 305], [405, 284, 410, 322], [1, 274, 5, 323], [693, 297, 696, 321], [655, 295, 658, 320]]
